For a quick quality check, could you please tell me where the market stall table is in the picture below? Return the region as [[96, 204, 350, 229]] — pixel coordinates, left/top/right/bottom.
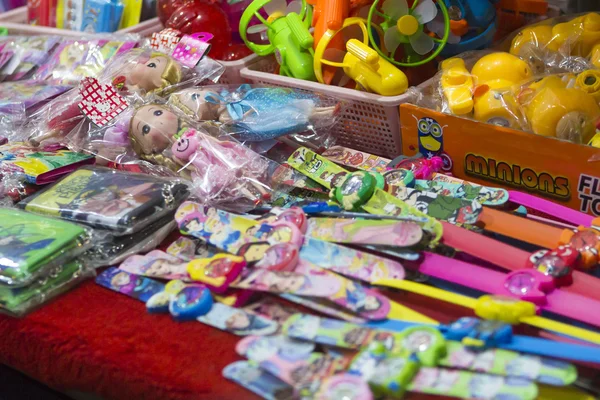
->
[[0, 279, 469, 400]]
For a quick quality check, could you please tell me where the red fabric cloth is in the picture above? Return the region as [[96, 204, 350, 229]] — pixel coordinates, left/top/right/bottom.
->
[[0, 281, 246, 400], [0, 280, 468, 400]]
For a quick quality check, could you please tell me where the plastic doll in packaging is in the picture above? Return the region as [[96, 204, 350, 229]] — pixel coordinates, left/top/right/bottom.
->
[[27, 51, 184, 147], [168, 85, 341, 142], [111, 52, 182, 94], [170, 128, 271, 203], [127, 103, 185, 171]]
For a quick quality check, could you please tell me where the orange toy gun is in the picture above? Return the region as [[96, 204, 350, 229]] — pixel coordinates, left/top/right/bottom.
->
[[309, 0, 372, 84]]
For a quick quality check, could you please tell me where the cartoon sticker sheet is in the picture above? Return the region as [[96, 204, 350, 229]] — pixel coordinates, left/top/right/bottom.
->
[[0, 208, 86, 284], [0, 143, 94, 184], [19, 167, 188, 234]]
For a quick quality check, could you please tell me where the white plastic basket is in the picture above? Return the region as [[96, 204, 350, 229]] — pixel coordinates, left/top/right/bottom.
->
[[241, 57, 418, 158]]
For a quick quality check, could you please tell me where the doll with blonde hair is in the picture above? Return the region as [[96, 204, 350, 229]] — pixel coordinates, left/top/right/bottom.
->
[[113, 52, 182, 95], [127, 103, 184, 173], [29, 51, 184, 147]]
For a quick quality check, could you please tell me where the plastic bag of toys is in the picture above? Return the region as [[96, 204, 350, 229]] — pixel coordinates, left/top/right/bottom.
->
[[414, 48, 600, 146], [515, 71, 600, 145], [21, 48, 224, 147], [502, 12, 600, 72], [30, 35, 141, 84], [167, 84, 343, 148]]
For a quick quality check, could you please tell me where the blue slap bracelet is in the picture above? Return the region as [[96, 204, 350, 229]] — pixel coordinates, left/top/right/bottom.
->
[[96, 269, 213, 321], [169, 284, 213, 322], [366, 317, 600, 364]]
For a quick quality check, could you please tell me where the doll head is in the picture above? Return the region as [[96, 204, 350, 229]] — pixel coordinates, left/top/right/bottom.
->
[[129, 104, 180, 154], [129, 104, 181, 171], [128, 52, 182, 93], [169, 88, 221, 121]]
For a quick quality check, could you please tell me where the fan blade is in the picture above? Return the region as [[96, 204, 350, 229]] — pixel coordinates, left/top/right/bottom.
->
[[382, 0, 408, 20], [447, 33, 461, 44], [323, 48, 347, 63], [426, 19, 444, 37], [414, 0, 437, 24], [338, 73, 352, 87], [384, 27, 403, 55], [343, 24, 363, 42], [286, 0, 302, 14], [247, 24, 269, 34], [409, 30, 435, 55], [264, 0, 288, 16]]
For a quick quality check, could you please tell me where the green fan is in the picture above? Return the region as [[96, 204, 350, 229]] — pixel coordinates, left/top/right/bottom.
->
[[367, 0, 450, 67]]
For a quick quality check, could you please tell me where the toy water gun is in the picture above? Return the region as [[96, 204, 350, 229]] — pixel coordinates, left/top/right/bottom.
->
[[240, 0, 317, 81], [308, 0, 372, 84], [510, 13, 600, 69], [314, 17, 409, 95]]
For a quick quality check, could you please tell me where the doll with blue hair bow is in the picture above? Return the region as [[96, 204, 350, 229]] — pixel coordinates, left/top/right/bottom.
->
[[168, 84, 340, 142]]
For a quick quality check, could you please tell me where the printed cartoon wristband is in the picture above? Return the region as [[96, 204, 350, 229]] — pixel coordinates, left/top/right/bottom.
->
[[365, 319, 600, 364], [442, 222, 600, 301], [414, 252, 600, 329], [477, 207, 564, 249]]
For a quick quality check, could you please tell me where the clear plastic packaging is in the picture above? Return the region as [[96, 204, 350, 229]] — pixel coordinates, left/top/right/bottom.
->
[[503, 12, 600, 71], [514, 71, 600, 144], [32, 36, 140, 83], [0, 258, 94, 317], [17, 166, 189, 236], [0, 142, 95, 185], [0, 208, 92, 287], [23, 48, 224, 147], [0, 36, 62, 82], [85, 214, 176, 268], [167, 84, 343, 145], [0, 81, 73, 141], [417, 49, 600, 145]]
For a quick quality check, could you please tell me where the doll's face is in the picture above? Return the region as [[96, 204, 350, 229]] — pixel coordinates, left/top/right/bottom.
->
[[173, 89, 220, 120], [129, 55, 170, 92], [130, 105, 179, 154]]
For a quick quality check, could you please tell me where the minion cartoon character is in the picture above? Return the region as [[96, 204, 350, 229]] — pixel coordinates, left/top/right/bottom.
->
[[414, 116, 444, 158]]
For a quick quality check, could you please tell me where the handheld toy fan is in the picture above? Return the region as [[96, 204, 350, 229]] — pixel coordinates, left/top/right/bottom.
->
[[427, 0, 497, 56], [240, 0, 317, 81], [367, 0, 450, 67], [314, 17, 409, 95]]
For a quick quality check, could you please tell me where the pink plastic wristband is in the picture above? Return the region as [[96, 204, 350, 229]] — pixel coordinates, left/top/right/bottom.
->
[[441, 222, 600, 302], [509, 191, 593, 227], [415, 252, 600, 328]]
